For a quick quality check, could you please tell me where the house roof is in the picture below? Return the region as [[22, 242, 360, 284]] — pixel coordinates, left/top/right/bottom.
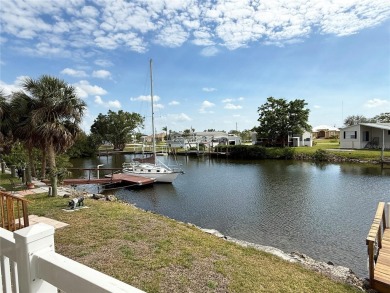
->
[[340, 123, 390, 131], [359, 123, 390, 130]]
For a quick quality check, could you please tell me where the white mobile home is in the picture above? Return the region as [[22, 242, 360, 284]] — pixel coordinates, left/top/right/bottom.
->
[[340, 123, 390, 149]]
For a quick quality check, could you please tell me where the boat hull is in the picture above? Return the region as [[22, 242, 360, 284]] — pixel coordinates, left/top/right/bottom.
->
[[122, 169, 180, 183]]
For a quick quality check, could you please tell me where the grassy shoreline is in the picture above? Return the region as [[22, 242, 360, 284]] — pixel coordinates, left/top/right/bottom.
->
[[104, 140, 389, 163], [9, 186, 360, 293]]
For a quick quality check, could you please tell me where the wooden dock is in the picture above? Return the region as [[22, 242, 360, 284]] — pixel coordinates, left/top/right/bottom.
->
[[366, 202, 390, 292], [62, 173, 155, 187]]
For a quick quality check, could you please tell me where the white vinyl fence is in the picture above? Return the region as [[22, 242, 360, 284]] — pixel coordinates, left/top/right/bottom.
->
[[0, 223, 144, 293]]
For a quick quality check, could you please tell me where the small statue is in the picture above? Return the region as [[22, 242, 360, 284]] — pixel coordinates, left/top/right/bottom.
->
[[68, 196, 84, 209]]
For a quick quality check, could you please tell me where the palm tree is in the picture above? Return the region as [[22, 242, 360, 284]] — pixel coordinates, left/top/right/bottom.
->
[[21, 75, 86, 196], [0, 90, 14, 154], [9, 92, 33, 180], [162, 126, 168, 141]]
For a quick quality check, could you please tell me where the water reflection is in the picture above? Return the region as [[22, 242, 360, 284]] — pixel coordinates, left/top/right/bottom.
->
[[70, 155, 390, 277]]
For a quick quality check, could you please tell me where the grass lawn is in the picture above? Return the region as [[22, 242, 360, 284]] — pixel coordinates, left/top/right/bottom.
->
[[0, 175, 360, 293], [295, 139, 389, 161]]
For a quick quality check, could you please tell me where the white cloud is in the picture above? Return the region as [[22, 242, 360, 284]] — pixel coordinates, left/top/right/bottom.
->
[[0, 77, 25, 95], [61, 68, 88, 77], [95, 59, 113, 67], [200, 100, 215, 113], [364, 98, 390, 109], [92, 70, 111, 79], [167, 113, 192, 122], [169, 100, 180, 105], [94, 95, 121, 108], [154, 103, 164, 109], [74, 80, 107, 98], [200, 46, 219, 57], [130, 95, 160, 102], [313, 105, 321, 109], [202, 87, 216, 92], [224, 103, 243, 110], [95, 95, 104, 104], [154, 24, 189, 48], [0, 0, 389, 57], [222, 98, 233, 103]]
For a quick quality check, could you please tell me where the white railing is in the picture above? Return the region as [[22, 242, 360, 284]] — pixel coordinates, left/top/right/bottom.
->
[[0, 223, 144, 293]]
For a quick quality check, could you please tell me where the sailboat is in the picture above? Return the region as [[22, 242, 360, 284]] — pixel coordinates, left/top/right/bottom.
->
[[122, 59, 183, 183]]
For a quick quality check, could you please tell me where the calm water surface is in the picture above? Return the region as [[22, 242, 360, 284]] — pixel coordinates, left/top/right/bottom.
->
[[70, 154, 390, 277]]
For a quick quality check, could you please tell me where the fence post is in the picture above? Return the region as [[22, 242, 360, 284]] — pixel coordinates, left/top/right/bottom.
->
[[387, 202, 390, 228], [13, 223, 57, 292]]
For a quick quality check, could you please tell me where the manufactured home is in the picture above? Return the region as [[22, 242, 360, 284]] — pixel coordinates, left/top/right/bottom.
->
[[340, 123, 390, 149]]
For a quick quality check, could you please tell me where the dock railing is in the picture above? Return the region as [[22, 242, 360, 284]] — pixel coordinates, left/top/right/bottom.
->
[[366, 202, 390, 291], [1, 223, 144, 293], [0, 191, 29, 231]]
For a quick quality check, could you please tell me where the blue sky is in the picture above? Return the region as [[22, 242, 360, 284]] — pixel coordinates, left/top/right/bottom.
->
[[1, 0, 389, 134]]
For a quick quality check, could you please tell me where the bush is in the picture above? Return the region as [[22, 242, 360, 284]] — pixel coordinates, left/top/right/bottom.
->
[[228, 145, 267, 159], [266, 147, 295, 160], [313, 149, 328, 162]]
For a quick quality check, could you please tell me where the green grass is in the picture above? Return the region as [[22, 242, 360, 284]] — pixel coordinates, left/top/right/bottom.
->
[[295, 139, 389, 161], [0, 179, 361, 293]]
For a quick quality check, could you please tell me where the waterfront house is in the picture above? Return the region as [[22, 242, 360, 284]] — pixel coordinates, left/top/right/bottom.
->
[[251, 131, 312, 147], [340, 123, 390, 149], [312, 125, 340, 139], [167, 131, 241, 149]]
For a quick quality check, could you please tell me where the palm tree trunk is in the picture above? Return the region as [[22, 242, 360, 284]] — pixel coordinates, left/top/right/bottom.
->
[[41, 142, 47, 179], [27, 144, 35, 181], [47, 143, 58, 197]]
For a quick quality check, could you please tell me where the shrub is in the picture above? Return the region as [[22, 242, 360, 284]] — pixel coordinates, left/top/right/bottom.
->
[[313, 149, 328, 162]]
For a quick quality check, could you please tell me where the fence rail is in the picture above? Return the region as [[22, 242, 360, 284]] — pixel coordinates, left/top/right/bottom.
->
[[366, 202, 390, 292], [1, 223, 144, 293], [0, 191, 29, 231]]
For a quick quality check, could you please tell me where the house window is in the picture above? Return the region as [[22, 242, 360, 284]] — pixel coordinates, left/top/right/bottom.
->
[[363, 131, 369, 142], [344, 131, 357, 139]]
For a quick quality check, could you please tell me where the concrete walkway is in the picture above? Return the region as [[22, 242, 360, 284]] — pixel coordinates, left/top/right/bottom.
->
[[28, 215, 69, 229], [1, 170, 71, 230]]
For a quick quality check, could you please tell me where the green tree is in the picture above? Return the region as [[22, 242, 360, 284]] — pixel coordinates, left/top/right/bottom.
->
[[373, 112, 390, 123], [162, 126, 168, 140], [21, 75, 86, 196], [183, 129, 191, 137], [66, 131, 100, 158], [343, 115, 373, 126], [0, 90, 14, 154], [256, 97, 311, 147], [9, 91, 39, 181], [90, 110, 144, 150], [240, 129, 253, 142]]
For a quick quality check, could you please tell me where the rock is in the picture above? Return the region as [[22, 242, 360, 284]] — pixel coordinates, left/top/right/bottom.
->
[[327, 261, 334, 266], [105, 194, 117, 201], [91, 193, 105, 200]]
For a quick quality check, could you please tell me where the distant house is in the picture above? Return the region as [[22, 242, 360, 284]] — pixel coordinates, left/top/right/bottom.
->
[[340, 123, 390, 149], [312, 125, 340, 139], [167, 131, 241, 149], [291, 131, 313, 147], [143, 132, 166, 143], [251, 131, 312, 147]]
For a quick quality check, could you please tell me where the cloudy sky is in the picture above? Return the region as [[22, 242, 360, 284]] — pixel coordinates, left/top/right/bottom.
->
[[1, 0, 389, 134]]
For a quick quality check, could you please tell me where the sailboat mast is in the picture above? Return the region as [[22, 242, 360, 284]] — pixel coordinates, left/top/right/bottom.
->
[[150, 59, 156, 163]]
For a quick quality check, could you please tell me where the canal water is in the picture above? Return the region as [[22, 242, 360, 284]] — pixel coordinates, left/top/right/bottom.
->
[[70, 154, 390, 277]]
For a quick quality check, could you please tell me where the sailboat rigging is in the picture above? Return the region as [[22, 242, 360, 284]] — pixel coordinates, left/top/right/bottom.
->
[[122, 59, 183, 183]]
